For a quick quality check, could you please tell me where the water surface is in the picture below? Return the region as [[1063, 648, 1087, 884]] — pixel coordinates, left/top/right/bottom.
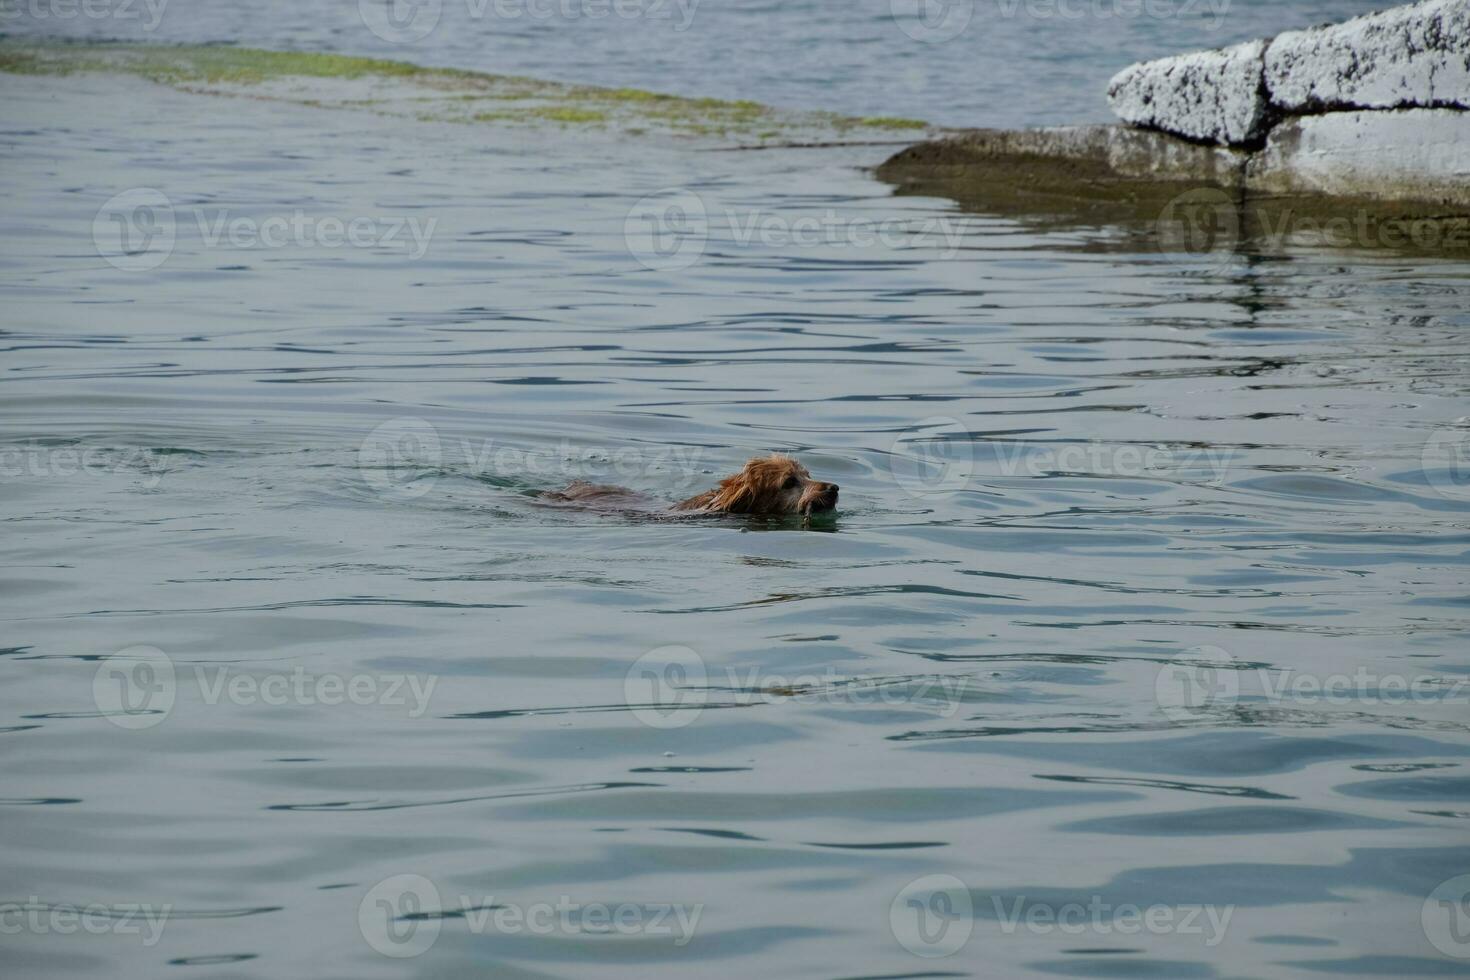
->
[[2, 44, 1470, 980]]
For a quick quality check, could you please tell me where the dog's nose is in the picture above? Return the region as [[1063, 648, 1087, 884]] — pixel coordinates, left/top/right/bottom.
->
[[824, 483, 839, 495]]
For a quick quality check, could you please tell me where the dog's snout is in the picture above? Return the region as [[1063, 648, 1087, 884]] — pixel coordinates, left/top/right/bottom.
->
[[819, 482, 839, 497]]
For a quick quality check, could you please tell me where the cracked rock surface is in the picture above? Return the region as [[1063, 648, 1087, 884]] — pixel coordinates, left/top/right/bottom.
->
[[1107, 0, 1469, 148], [1266, 0, 1470, 112], [1106, 39, 1269, 147]]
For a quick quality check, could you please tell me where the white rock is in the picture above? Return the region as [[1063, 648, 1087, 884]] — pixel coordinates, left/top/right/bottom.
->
[[1248, 108, 1470, 204], [1266, 0, 1470, 112], [1108, 40, 1271, 147]]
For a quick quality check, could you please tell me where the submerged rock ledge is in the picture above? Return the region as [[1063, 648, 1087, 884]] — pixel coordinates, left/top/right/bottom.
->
[[0, 40, 932, 145], [881, 0, 1469, 252]]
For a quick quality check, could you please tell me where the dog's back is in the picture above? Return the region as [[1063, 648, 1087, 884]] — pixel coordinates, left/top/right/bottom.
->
[[538, 481, 662, 511]]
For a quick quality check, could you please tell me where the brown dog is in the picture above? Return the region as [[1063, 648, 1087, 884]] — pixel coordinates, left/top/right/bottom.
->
[[543, 453, 839, 517]]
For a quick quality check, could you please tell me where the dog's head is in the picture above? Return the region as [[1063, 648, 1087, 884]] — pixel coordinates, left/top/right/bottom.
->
[[704, 454, 839, 516]]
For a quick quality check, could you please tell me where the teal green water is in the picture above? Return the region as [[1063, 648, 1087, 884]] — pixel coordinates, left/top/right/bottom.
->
[[1, 64, 1469, 979]]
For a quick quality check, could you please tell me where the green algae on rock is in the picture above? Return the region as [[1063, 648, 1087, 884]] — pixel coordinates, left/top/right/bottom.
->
[[0, 40, 934, 145], [0, 42, 427, 83]]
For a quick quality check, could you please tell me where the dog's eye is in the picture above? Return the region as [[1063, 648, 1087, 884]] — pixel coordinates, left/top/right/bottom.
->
[[782, 476, 800, 490]]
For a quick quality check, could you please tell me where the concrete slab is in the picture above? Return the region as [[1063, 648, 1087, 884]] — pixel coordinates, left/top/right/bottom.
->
[[1248, 107, 1470, 204]]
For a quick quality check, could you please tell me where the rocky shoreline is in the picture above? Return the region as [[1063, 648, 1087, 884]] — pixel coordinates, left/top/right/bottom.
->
[[879, 0, 1469, 254]]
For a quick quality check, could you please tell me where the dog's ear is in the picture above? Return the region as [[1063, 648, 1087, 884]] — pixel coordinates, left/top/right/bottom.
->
[[710, 471, 757, 512]]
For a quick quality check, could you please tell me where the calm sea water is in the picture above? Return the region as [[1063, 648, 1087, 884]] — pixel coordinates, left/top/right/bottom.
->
[[0, 0, 1396, 126], [4, 5, 1470, 979]]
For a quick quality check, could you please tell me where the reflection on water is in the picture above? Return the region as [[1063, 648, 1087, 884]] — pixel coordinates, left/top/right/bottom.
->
[[2, 65, 1469, 979]]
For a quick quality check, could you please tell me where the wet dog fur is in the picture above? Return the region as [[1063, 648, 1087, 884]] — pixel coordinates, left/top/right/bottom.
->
[[542, 453, 839, 517]]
